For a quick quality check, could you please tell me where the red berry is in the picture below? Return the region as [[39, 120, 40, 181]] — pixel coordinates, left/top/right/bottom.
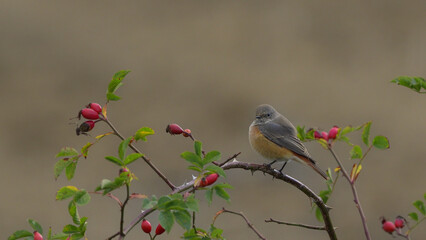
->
[[394, 216, 405, 228], [76, 121, 95, 135], [88, 103, 102, 113], [155, 224, 166, 235], [328, 126, 339, 139], [33, 231, 43, 240], [314, 131, 322, 139], [182, 129, 191, 137], [199, 173, 219, 187], [166, 124, 184, 135], [80, 108, 99, 120], [141, 219, 152, 233], [382, 220, 396, 234], [321, 131, 329, 141], [119, 168, 129, 175]]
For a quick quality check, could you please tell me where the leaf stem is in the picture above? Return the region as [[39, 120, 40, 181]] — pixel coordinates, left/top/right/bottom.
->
[[329, 148, 371, 240]]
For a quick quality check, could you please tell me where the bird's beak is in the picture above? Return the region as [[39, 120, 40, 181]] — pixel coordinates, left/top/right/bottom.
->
[[255, 116, 261, 119]]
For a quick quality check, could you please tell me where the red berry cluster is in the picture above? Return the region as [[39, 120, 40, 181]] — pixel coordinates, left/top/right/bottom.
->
[[76, 103, 102, 135], [314, 126, 339, 143], [199, 173, 219, 187], [381, 216, 406, 234], [141, 219, 165, 239], [166, 124, 193, 140]]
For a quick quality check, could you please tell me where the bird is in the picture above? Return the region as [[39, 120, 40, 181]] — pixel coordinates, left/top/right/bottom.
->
[[249, 104, 328, 179]]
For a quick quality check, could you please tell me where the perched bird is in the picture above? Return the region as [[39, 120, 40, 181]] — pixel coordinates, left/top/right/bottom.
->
[[249, 104, 327, 179]]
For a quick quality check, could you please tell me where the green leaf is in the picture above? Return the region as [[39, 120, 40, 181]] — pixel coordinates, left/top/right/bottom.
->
[[142, 195, 158, 209], [181, 152, 203, 168], [205, 188, 213, 205], [296, 126, 306, 141], [81, 142, 93, 158], [159, 210, 174, 233], [350, 145, 363, 159], [204, 165, 226, 177], [105, 156, 123, 166], [124, 153, 143, 165], [194, 141, 202, 157], [157, 196, 172, 208], [119, 137, 133, 160], [68, 201, 80, 225], [66, 161, 77, 180], [214, 186, 230, 202], [56, 147, 79, 158], [51, 233, 70, 240], [424, 193, 426, 201], [7, 230, 33, 240], [74, 190, 90, 206], [54, 159, 72, 180], [56, 186, 78, 200], [164, 199, 187, 211], [134, 127, 155, 141], [186, 195, 199, 212], [47, 227, 52, 240], [108, 70, 130, 93], [63, 224, 79, 234], [315, 207, 324, 222], [408, 212, 418, 221], [372, 135, 390, 149], [413, 200, 426, 215], [362, 122, 372, 146], [70, 233, 84, 240], [173, 211, 191, 230], [187, 165, 202, 172], [79, 217, 88, 232], [210, 225, 224, 239], [203, 151, 221, 165], [106, 92, 121, 101], [391, 76, 426, 93], [338, 126, 355, 137], [28, 219, 43, 234]]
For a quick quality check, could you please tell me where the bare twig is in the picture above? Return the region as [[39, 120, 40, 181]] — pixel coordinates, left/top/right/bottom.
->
[[118, 184, 131, 238], [329, 148, 370, 240], [213, 208, 266, 240], [218, 152, 241, 167], [102, 116, 176, 190], [265, 218, 330, 231], [89, 191, 122, 207], [222, 161, 338, 240]]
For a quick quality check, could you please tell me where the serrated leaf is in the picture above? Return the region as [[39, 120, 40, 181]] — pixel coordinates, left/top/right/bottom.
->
[[173, 211, 191, 230], [80, 142, 93, 158], [214, 187, 230, 202], [134, 127, 155, 141], [74, 190, 90, 206], [186, 195, 199, 212], [68, 201, 80, 225], [56, 186, 78, 200], [205, 188, 213, 205], [54, 159, 72, 180], [164, 199, 187, 211], [118, 137, 133, 160], [157, 196, 172, 208], [106, 92, 121, 101], [204, 165, 226, 177], [66, 162, 77, 180], [194, 141, 202, 157], [203, 151, 221, 165], [7, 230, 33, 240], [372, 135, 390, 149], [56, 147, 79, 158], [187, 166, 202, 172], [413, 200, 425, 215], [124, 153, 143, 165], [392, 76, 426, 93], [408, 212, 418, 221], [181, 152, 203, 168], [350, 145, 363, 159], [105, 156, 123, 166], [159, 210, 174, 233], [63, 224, 79, 234], [28, 219, 43, 234], [362, 122, 371, 146], [210, 225, 224, 238]]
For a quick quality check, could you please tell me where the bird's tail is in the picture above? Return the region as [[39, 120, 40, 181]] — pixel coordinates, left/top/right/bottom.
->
[[307, 162, 328, 180]]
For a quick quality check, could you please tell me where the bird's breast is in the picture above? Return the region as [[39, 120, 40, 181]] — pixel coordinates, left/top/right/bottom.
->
[[249, 124, 293, 160]]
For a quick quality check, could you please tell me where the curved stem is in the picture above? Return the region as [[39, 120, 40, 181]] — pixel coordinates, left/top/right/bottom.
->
[[119, 184, 130, 238], [102, 116, 176, 190], [265, 218, 330, 231], [329, 148, 371, 240]]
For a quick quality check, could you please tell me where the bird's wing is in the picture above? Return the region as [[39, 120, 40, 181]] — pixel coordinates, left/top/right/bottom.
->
[[258, 117, 315, 164]]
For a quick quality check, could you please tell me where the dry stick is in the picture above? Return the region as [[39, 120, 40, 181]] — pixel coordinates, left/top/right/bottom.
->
[[222, 161, 338, 240], [102, 116, 176, 191], [214, 208, 266, 240], [265, 218, 328, 231], [329, 148, 370, 240]]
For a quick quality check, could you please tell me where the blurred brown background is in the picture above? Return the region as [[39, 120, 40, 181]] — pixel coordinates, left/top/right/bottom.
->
[[1, 1, 425, 239]]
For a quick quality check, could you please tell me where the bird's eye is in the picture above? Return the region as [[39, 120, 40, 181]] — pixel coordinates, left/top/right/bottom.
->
[[266, 113, 271, 117]]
